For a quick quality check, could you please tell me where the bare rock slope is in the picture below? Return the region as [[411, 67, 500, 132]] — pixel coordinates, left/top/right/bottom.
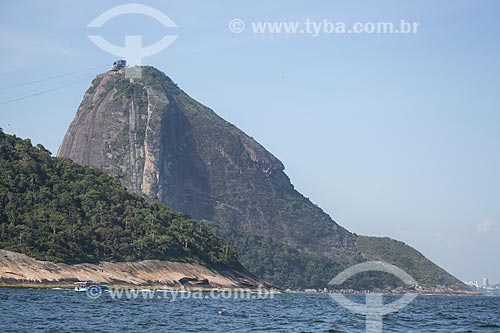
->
[[0, 250, 265, 289]]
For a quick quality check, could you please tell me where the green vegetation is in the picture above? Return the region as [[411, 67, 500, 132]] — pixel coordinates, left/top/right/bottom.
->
[[210, 224, 402, 290], [357, 236, 462, 287], [226, 231, 345, 289], [141, 66, 182, 94], [0, 130, 239, 268], [213, 224, 463, 289]]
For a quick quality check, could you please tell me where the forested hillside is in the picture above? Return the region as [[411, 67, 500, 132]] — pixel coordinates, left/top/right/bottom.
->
[[0, 129, 239, 268]]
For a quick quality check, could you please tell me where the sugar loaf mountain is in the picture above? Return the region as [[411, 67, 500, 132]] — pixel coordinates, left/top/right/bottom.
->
[[2, 65, 469, 292]]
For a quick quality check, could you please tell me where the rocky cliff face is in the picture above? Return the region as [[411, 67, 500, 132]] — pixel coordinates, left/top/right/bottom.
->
[[58, 67, 356, 261], [58, 67, 467, 290], [57, 71, 166, 201]]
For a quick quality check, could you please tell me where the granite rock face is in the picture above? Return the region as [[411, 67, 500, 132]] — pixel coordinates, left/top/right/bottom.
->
[[58, 67, 356, 261], [58, 67, 467, 289]]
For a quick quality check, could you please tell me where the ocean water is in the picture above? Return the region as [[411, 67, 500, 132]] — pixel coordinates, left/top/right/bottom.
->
[[0, 288, 499, 332]]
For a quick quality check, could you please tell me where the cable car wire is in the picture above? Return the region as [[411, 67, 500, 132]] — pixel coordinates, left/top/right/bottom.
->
[[0, 75, 96, 106], [0, 64, 108, 91]]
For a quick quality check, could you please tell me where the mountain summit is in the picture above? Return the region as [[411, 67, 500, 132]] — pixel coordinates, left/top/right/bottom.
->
[[58, 66, 467, 290]]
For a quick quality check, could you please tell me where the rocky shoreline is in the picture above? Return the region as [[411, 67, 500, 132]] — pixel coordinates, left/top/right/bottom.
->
[[0, 249, 270, 290], [0, 249, 477, 295], [289, 286, 479, 296]]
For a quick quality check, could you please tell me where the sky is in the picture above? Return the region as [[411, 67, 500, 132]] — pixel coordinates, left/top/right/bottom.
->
[[1, 0, 499, 283]]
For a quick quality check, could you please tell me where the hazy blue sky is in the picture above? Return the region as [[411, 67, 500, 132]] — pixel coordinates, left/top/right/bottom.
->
[[1, 0, 499, 283]]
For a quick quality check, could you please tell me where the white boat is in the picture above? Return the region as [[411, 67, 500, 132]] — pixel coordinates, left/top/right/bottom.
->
[[74, 281, 108, 292]]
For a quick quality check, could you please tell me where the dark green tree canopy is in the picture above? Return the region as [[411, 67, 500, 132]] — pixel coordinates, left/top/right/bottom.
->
[[0, 129, 239, 268]]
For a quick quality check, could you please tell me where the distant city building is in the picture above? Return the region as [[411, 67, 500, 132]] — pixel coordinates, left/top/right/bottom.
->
[[465, 281, 480, 288], [465, 278, 500, 295]]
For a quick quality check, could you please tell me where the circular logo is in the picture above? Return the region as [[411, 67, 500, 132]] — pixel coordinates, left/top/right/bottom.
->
[[87, 4, 178, 78], [86, 285, 102, 299], [328, 261, 418, 332], [229, 19, 245, 34]]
